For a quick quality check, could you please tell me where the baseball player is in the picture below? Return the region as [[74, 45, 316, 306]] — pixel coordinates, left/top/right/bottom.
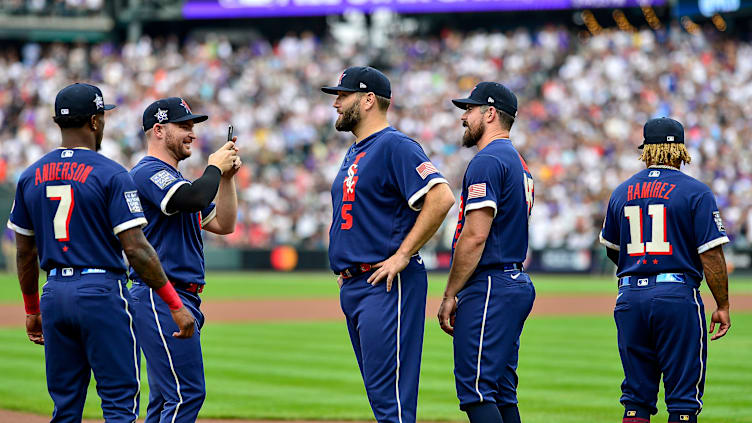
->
[[322, 66, 455, 423], [600, 117, 731, 423], [128, 97, 240, 423], [438, 82, 535, 423], [7, 83, 194, 423]]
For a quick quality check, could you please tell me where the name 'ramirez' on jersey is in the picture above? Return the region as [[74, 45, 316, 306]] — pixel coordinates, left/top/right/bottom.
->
[[328, 127, 447, 273], [600, 166, 729, 283], [7, 148, 147, 271]]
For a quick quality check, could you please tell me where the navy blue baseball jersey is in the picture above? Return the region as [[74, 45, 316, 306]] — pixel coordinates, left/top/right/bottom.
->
[[329, 127, 447, 273], [452, 139, 534, 272], [7, 148, 147, 271], [600, 166, 729, 282], [128, 156, 216, 284]]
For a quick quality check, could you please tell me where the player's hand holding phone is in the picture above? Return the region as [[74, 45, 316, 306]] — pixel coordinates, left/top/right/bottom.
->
[[171, 306, 196, 338]]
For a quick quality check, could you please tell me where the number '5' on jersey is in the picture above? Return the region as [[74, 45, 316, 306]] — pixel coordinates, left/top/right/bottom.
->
[[600, 166, 729, 282], [7, 148, 148, 271]]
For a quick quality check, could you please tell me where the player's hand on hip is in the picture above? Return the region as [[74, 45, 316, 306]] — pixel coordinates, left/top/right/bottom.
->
[[709, 307, 730, 340], [208, 141, 239, 175], [337, 275, 343, 288], [367, 251, 410, 292], [25, 313, 44, 345], [437, 296, 457, 336], [170, 306, 196, 338]]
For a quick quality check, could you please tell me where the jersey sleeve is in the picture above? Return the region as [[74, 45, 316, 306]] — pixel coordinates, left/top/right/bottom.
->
[[693, 191, 729, 254], [599, 194, 620, 251], [463, 155, 503, 217], [390, 140, 448, 211], [132, 164, 189, 216], [109, 171, 148, 235], [200, 203, 217, 228], [6, 180, 34, 236]]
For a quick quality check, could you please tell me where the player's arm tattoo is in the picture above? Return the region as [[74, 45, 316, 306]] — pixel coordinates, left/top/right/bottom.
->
[[118, 227, 169, 289], [15, 234, 40, 295], [700, 245, 729, 309]]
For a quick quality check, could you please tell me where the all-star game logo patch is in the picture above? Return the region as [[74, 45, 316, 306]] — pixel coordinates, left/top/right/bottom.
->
[[124, 191, 143, 213], [149, 170, 177, 190], [713, 211, 726, 233]]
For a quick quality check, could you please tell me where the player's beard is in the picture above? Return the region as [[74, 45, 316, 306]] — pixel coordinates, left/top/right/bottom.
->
[[462, 120, 484, 148], [335, 102, 361, 132], [165, 127, 192, 162]]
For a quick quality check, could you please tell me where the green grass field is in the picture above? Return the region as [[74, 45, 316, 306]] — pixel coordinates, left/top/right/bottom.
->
[[2, 272, 752, 302], [0, 272, 750, 422]]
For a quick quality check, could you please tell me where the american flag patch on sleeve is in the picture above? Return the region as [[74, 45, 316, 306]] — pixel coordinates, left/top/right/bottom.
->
[[467, 183, 487, 199], [416, 162, 438, 180]]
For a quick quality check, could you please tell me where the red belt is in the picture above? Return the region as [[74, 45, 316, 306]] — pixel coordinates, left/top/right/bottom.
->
[[171, 280, 204, 294]]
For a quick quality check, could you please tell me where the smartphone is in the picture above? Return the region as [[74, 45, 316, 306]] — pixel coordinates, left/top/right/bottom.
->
[[227, 124, 234, 142]]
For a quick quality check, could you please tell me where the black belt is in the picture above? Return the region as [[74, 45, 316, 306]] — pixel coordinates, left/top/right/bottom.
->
[[340, 263, 374, 279]]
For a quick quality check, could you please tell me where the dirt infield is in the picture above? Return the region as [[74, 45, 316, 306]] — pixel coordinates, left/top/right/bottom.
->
[[2, 294, 752, 327]]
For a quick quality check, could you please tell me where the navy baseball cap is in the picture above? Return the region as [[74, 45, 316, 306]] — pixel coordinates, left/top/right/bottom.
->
[[321, 66, 391, 99], [452, 82, 518, 118], [639, 117, 684, 149], [142, 97, 208, 132], [55, 83, 115, 118]]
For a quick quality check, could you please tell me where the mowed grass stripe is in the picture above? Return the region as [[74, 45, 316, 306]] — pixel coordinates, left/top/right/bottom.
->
[[3, 271, 752, 303], [0, 313, 750, 421]]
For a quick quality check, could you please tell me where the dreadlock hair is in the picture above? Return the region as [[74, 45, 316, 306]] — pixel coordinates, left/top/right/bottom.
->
[[639, 143, 691, 166]]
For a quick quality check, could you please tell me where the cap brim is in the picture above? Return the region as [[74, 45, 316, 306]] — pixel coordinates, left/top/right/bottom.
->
[[103, 104, 116, 111], [172, 114, 208, 124], [321, 86, 358, 95], [451, 98, 485, 109]]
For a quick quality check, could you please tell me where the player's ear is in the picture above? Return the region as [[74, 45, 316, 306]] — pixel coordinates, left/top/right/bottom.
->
[[89, 114, 98, 131], [363, 92, 375, 111]]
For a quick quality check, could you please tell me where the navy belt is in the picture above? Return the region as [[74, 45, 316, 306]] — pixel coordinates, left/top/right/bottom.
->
[[502, 263, 524, 272], [618, 273, 694, 288], [48, 267, 124, 279]]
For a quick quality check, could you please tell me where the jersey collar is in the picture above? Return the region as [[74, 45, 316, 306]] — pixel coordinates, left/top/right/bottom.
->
[[648, 165, 680, 170], [354, 126, 392, 150], [143, 155, 181, 173]]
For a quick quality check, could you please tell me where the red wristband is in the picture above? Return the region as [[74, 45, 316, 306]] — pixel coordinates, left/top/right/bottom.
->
[[23, 292, 40, 315], [155, 282, 183, 311]]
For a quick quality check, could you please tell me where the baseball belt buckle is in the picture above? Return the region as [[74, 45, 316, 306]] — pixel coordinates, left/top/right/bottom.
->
[[342, 269, 353, 278], [62, 268, 74, 277], [359, 263, 371, 273]]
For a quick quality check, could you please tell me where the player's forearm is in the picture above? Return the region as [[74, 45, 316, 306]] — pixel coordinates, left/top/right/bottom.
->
[[211, 176, 237, 234], [396, 184, 454, 258], [15, 235, 39, 295], [700, 245, 730, 309], [444, 232, 486, 298], [119, 228, 169, 289]]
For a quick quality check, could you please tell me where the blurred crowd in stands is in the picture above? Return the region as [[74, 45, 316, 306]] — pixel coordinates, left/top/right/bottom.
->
[[1, 25, 751, 250], [0, 0, 104, 16]]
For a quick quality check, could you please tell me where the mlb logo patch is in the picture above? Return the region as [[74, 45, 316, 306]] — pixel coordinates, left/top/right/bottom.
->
[[648, 170, 660, 177], [637, 278, 648, 286], [667, 135, 675, 142], [416, 162, 438, 180], [61, 150, 74, 158], [626, 411, 636, 417], [150, 170, 177, 190], [124, 191, 143, 213], [468, 183, 487, 199], [680, 415, 690, 421]]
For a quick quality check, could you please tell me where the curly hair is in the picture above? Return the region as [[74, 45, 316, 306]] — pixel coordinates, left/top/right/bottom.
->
[[639, 143, 691, 166]]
